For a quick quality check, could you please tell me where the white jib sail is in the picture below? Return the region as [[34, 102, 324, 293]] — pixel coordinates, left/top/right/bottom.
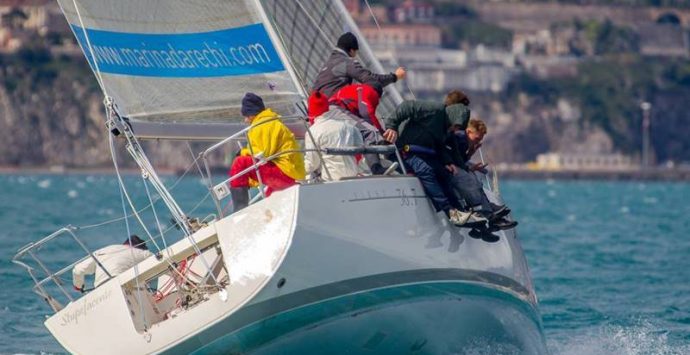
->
[[58, 0, 403, 139]]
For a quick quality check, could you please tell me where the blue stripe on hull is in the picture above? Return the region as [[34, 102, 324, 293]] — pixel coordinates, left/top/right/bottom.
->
[[175, 281, 546, 354]]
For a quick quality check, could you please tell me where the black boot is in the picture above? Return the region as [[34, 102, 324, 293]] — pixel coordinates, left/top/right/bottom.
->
[[369, 162, 386, 175], [231, 187, 249, 212]]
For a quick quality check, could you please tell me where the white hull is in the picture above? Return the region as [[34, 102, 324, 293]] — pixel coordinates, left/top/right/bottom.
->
[[46, 177, 545, 354]]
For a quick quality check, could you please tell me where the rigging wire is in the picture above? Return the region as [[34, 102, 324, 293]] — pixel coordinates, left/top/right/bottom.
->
[[108, 133, 206, 295], [75, 152, 205, 231], [58, 0, 225, 304], [294, 0, 337, 48], [118, 129, 223, 288], [186, 142, 209, 187], [109, 131, 148, 332], [363, 0, 416, 100], [264, 9, 310, 91], [119, 127, 222, 287], [142, 175, 169, 255], [364, 0, 382, 31]]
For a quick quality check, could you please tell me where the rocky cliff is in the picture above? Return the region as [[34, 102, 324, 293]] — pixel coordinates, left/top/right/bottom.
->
[[1, 46, 688, 169], [0, 49, 214, 170]]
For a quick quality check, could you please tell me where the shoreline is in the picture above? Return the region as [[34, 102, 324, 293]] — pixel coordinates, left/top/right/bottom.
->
[[495, 167, 690, 182], [0, 166, 179, 175], [3, 165, 690, 182]]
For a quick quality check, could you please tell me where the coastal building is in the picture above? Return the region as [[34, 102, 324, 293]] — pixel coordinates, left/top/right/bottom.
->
[[374, 44, 517, 93], [638, 23, 689, 57], [393, 0, 434, 24], [359, 23, 441, 48], [536, 152, 636, 171], [0, 1, 67, 32]]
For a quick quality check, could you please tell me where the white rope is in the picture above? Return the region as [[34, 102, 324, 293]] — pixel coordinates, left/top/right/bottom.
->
[[107, 105, 223, 289], [142, 175, 168, 254], [109, 132, 148, 331], [186, 142, 206, 180], [109, 131, 208, 296], [66, 0, 221, 300], [75, 154, 204, 230], [77, 148, 204, 230], [108, 134, 159, 257]]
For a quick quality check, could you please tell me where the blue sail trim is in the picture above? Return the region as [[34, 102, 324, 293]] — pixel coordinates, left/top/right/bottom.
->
[[71, 24, 286, 78]]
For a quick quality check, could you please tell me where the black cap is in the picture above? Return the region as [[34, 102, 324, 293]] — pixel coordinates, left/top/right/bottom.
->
[[337, 32, 359, 52], [241, 92, 266, 117], [124, 235, 148, 251]]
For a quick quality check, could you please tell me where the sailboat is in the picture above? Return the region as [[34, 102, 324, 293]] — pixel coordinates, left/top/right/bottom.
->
[[13, 0, 547, 353]]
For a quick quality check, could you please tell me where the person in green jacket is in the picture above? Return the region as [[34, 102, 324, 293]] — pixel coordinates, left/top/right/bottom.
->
[[384, 100, 477, 226]]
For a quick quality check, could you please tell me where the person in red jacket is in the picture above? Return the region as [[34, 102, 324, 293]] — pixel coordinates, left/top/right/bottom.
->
[[329, 81, 383, 131], [329, 81, 388, 174]]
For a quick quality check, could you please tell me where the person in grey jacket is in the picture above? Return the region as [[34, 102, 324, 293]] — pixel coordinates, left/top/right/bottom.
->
[[311, 32, 406, 98]]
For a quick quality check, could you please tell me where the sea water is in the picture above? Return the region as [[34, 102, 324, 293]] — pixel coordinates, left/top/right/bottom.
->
[[0, 175, 689, 354]]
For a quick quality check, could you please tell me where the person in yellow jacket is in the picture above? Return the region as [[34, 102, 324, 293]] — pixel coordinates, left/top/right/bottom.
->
[[228, 93, 305, 211]]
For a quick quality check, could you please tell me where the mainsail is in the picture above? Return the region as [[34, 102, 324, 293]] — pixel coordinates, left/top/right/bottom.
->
[[59, 0, 402, 140]]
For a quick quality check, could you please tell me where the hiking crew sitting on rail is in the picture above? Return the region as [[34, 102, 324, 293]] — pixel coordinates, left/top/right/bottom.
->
[[304, 105, 364, 181], [72, 235, 153, 292], [446, 118, 517, 231], [329, 81, 389, 175], [308, 32, 406, 119], [383, 99, 473, 226], [228, 93, 306, 212]]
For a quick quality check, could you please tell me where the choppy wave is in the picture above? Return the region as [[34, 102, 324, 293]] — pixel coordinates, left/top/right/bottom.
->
[[548, 321, 690, 355], [2, 176, 690, 354]]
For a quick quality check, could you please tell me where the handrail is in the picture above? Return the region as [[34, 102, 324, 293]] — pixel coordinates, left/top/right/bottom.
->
[[201, 115, 297, 216], [12, 226, 118, 312], [201, 114, 334, 217], [201, 115, 305, 155], [200, 113, 408, 218]]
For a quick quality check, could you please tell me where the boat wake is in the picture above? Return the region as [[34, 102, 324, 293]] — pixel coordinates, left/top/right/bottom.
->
[[547, 320, 690, 355]]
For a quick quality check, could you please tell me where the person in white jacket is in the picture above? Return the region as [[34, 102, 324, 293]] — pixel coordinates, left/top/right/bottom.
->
[[72, 235, 153, 291], [304, 105, 364, 181]]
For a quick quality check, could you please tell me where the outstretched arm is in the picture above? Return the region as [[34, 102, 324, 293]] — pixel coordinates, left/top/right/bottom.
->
[[346, 60, 398, 87]]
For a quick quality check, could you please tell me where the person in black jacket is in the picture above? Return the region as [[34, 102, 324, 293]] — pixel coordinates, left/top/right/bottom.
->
[[311, 32, 406, 98], [384, 100, 475, 226], [447, 118, 516, 231]]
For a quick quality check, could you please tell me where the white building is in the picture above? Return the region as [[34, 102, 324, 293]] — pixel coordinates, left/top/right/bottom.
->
[[374, 45, 518, 93], [536, 152, 636, 171]]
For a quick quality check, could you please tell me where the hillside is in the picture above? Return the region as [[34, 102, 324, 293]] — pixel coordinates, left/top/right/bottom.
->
[[1, 0, 689, 169]]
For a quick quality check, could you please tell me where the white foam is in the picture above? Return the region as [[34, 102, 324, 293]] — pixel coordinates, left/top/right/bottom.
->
[[548, 322, 690, 355], [643, 197, 658, 204]]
